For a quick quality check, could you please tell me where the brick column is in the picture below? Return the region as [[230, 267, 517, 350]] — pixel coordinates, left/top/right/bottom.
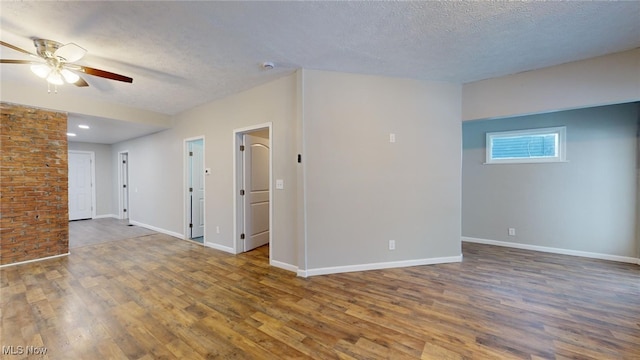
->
[[0, 102, 69, 265]]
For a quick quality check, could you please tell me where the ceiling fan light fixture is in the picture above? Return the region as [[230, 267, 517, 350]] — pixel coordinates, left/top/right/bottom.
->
[[61, 69, 80, 84], [2, 39, 133, 90], [46, 71, 64, 86], [30, 64, 51, 78]]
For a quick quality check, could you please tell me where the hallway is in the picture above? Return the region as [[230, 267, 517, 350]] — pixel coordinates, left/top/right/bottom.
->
[[69, 218, 156, 249]]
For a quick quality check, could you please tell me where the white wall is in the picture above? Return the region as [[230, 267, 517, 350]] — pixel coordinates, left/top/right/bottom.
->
[[462, 103, 639, 260], [462, 48, 640, 121], [112, 74, 299, 266], [300, 70, 462, 273], [68, 142, 114, 217]]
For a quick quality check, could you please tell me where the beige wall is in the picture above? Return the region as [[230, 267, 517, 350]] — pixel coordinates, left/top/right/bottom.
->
[[300, 70, 462, 273], [110, 70, 464, 274], [462, 48, 640, 121], [112, 74, 299, 267], [462, 48, 640, 263], [5, 48, 637, 270], [462, 103, 639, 260]]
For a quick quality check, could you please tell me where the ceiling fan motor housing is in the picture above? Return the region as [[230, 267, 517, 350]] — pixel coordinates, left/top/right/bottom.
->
[[33, 39, 63, 58]]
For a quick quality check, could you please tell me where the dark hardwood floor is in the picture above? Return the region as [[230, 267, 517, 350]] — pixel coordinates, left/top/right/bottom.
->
[[1, 232, 639, 359]]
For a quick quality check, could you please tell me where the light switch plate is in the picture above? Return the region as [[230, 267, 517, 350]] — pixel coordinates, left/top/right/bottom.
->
[[275, 179, 284, 190]]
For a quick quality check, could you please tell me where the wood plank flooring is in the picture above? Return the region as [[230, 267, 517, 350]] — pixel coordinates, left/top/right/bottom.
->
[[69, 218, 156, 249], [1, 233, 639, 359]]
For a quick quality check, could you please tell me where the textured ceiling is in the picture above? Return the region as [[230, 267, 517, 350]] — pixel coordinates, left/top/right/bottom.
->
[[1, 1, 639, 118]]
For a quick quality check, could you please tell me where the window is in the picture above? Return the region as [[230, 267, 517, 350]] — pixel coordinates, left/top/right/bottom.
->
[[486, 126, 566, 164]]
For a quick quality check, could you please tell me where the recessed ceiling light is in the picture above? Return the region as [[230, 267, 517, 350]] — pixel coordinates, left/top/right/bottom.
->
[[67, 133, 77, 137], [78, 125, 90, 129]]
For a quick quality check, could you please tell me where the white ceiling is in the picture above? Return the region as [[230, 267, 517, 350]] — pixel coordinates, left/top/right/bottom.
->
[[1, 1, 639, 143]]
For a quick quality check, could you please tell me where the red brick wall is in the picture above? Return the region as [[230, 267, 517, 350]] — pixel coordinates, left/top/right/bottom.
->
[[1, 102, 69, 265]]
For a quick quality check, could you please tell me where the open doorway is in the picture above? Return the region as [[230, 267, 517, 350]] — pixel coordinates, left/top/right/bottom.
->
[[185, 137, 205, 243], [234, 123, 272, 260]]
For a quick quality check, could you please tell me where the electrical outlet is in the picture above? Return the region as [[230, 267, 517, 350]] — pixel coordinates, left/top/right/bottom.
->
[[389, 240, 396, 250], [508, 228, 516, 236], [216, 226, 220, 234]]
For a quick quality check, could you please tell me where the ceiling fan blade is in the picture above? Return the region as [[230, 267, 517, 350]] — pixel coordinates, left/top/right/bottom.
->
[[0, 59, 40, 64], [54, 43, 86, 62], [73, 76, 89, 87], [0, 41, 39, 58], [79, 65, 133, 83]]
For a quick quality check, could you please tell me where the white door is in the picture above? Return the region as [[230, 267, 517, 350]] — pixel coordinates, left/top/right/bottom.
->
[[243, 134, 270, 251], [68, 152, 93, 220], [188, 140, 205, 239]]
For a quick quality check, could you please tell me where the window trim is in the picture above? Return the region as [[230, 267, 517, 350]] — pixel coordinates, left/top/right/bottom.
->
[[485, 126, 567, 164]]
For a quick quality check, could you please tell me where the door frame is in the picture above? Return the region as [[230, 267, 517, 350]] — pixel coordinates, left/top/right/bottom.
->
[[184, 136, 206, 243], [68, 150, 96, 220], [117, 150, 129, 220], [233, 122, 273, 259]]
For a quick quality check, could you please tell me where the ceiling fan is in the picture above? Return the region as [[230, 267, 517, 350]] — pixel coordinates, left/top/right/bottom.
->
[[0, 39, 133, 90]]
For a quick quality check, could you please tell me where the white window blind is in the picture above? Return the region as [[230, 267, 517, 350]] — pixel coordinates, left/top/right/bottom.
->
[[486, 126, 566, 164]]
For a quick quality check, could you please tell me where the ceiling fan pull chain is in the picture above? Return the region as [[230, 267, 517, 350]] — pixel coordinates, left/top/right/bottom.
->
[[46, 82, 59, 94]]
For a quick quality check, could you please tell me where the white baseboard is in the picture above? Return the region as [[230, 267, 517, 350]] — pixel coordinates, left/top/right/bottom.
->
[[0, 252, 70, 268], [204, 241, 235, 254], [128, 220, 183, 239], [270, 260, 298, 273], [298, 255, 462, 278], [462, 236, 639, 265], [94, 214, 119, 219]]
